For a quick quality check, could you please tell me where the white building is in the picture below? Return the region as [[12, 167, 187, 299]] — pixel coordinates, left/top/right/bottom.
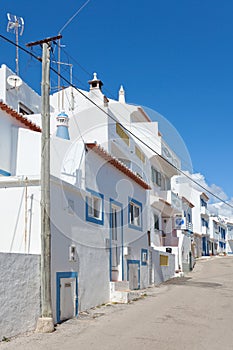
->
[[209, 216, 227, 255], [171, 175, 210, 258], [226, 221, 233, 255], [0, 64, 177, 339]]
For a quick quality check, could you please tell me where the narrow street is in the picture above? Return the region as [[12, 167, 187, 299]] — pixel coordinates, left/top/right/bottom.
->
[[1, 256, 233, 350]]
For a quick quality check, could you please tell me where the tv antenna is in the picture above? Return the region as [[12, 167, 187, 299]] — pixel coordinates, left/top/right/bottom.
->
[[6, 13, 24, 76], [56, 0, 91, 110]]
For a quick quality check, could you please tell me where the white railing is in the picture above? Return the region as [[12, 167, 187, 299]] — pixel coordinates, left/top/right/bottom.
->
[[160, 190, 182, 212], [201, 206, 209, 216], [161, 140, 181, 169], [202, 226, 209, 235]]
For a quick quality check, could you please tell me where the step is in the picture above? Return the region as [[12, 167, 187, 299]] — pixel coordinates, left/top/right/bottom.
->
[[110, 290, 130, 304], [112, 281, 130, 292]]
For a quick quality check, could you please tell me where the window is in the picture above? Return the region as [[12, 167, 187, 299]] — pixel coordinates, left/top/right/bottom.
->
[[221, 228, 226, 240], [67, 199, 74, 215], [160, 255, 169, 266], [154, 214, 159, 230], [200, 198, 207, 208], [135, 146, 145, 163], [187, 213, 191, 223], [129, 198, 142, 230], [116, 123, 130, 146], [18, 102, 33, 115], [202, 218, 208, 228], [151, 166, 161, 187], [141, 249, 148, 266], [86, 189, 104, 225]]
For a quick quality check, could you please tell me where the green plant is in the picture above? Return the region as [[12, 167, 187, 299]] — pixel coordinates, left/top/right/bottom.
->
[[2, 336, 10, 342]]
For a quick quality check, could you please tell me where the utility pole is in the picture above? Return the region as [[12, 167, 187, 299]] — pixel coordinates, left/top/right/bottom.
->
[[26, 35, 62, 333]]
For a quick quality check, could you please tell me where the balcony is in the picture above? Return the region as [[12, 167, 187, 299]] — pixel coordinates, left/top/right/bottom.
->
[[160, 190, 182, 213], [162, 236, 179, 247], [161, 140, 181, 170], [180, 218, 193, 232], [202, 226, 209, 235], [201, 206, 209, 217]]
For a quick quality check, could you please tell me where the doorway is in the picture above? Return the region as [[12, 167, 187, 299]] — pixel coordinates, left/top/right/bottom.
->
[[56, 271, 78, 323], [110, 200, 123, 281]]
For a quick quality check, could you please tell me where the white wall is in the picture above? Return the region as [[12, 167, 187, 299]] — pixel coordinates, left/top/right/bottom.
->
[[0, 111, 15, 174], [16, 128, 41, 176], [0, 253, 40, 340], [50, 177, 110, 319], [172, 177, 205, 234], [0, 64, 41, 115], [85, 149, 150, 289], [0, 183, 41, 254], [68, 106, 109, 144], [152, 250, 175, 285]]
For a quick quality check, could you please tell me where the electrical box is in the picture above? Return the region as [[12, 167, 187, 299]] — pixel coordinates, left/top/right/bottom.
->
[[105, 238, 110, 249], [123, 246, 131, 256], [69, 244, 77, 262]]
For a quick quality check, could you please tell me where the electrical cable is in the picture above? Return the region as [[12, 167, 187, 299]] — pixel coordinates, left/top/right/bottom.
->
[[0, 32, 232, 210]]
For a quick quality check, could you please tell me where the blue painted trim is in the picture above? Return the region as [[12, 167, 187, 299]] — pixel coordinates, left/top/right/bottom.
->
[[85, 188, 104, 225], [109, 199, 124, 281], [141, 248, 148, 266], [128, 197, 143, 231], [0, 169, 11, 176], [56, 271, 78, 324], [127, 259, 140, 290]]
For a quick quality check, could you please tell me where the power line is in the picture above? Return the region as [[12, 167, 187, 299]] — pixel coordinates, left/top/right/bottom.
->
[[0, 32, 232, 210], [58, 46, 196, 173], [58, 0, 91, 34], [50, 66, 233, 209]]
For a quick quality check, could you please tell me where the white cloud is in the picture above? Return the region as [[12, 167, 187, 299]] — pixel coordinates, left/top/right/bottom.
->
[[178, 171, 233, 219]]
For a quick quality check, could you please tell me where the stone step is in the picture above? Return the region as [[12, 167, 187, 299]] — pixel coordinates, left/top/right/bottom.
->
[[109, 281, 143, 304], [110, 290, 129, 304], [111, 281, 130, 292]]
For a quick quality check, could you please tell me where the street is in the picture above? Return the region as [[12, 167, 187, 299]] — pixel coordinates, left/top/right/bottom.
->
[[1, 256, 233, 350]]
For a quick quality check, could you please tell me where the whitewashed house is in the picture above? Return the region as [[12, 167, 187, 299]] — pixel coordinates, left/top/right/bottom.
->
[[208, 216, 220, 255], [226, 221, 233, 255], [208, 216, 227, 255], [209, 217, 227, 254], [174, 196, 195, 272], [172, 176, 210, 258], [50, 72, 177, 285], [0, 64, 177, 339]]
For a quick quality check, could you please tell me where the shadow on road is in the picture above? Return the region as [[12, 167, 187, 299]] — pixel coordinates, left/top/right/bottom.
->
[[164, 277, 222, 289]]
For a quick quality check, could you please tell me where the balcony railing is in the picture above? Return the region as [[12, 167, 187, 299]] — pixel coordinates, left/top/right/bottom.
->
[[161, 140, 181, 169], [160, 190, 182, 212], [202, 226, 209, 235], [180, 218, 193, 232], [161, 236, 179, 247], [201, 206, 209, 217]]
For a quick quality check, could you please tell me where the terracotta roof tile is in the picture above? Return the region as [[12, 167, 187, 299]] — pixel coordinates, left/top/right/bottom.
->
[[86, 143, 151, 190], [0, 100, 41, 132]]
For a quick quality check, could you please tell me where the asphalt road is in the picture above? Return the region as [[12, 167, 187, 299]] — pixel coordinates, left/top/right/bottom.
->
[[1, 256, 233, 350]]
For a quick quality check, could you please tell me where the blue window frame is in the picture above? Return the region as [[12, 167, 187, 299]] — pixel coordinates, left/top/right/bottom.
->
[[86, 188, 104, 225], [141, 249, 148, 266], [128, 197, 143, 231]]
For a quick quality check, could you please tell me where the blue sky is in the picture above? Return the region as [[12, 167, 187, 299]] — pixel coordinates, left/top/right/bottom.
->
[[0, 0, 232, 202]]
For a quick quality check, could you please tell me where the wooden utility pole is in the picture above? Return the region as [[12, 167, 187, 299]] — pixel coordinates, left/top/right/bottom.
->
[[26, 35, 62, 333]]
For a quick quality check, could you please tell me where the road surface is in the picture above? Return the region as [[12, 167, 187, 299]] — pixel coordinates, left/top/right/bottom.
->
[[1, 256, 233, 350]]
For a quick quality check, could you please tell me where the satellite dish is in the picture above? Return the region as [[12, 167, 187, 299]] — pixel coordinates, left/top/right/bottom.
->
[[7, 75, 22, 88]]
